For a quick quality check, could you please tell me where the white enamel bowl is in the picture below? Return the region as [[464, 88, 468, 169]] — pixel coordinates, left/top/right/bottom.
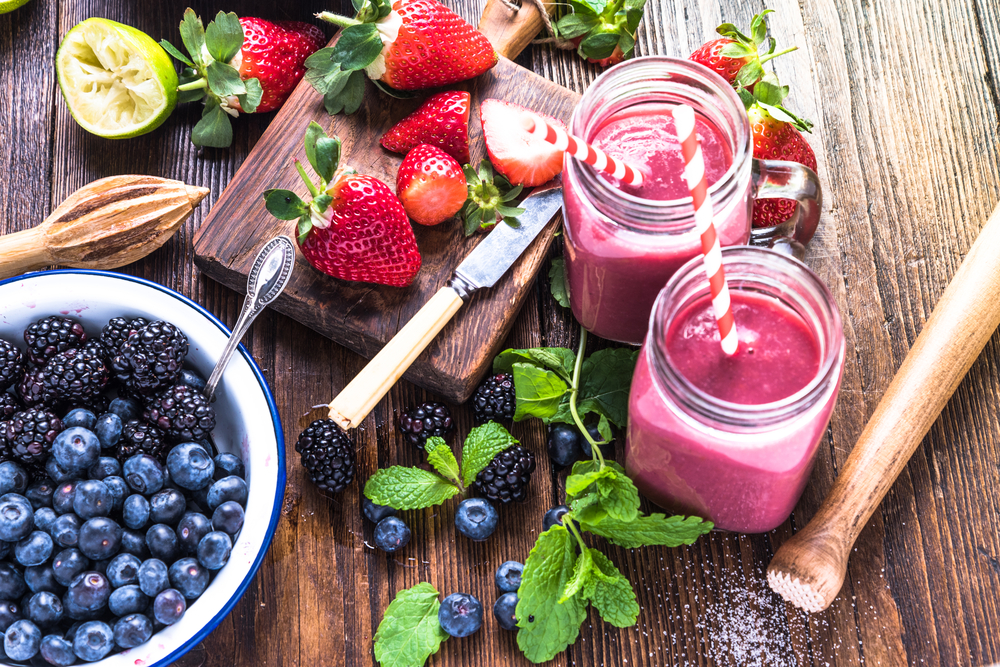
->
[[0, 270, 285, 667]]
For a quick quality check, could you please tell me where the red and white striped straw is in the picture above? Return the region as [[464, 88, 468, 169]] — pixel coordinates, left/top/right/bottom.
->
[[521, 114, 644, 187], [672, 104, 739, 356]]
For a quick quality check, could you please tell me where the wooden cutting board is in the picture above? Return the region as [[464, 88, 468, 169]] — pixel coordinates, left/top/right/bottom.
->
[[193, 4, 578, 404]]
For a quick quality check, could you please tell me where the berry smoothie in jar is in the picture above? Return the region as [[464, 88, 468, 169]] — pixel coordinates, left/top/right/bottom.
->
[[562, 56, 821, 345], [624, 247, 844, 533]]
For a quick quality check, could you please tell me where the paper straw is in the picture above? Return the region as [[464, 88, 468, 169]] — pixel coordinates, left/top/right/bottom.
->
[[672, 104, 739, 356], [521, 115, 644, 187]]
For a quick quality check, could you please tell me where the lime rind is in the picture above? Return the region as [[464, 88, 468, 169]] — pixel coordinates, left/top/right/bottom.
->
[[57, 18, 178, 139], [0, 0, 32, 14]]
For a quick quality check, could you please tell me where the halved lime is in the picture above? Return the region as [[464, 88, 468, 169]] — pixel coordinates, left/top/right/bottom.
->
[[56, 18, 178, 139], [0, 0, 33, 14]]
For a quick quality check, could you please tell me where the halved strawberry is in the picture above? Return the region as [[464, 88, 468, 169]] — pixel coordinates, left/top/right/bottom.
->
[[481, 99, 566, 187], [380, 91, 470, 163], [396, 144, 467, 226]]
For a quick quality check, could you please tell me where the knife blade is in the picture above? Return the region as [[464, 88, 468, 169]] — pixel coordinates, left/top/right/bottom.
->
[[326, 183, 565, 430]]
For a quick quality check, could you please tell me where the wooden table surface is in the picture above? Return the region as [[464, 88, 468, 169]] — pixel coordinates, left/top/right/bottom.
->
[[3, 0, 1000, 665]]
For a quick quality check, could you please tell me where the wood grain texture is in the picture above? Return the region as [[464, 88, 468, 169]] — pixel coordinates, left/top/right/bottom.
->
[[0, 0, 999, 665]]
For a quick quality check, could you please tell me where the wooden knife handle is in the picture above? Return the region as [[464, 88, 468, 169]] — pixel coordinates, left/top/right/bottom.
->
[[0, 227, 51, 280], [328, 286, 465, 429], [478, 0, 550, 61], [768, 199, 1000, 612]]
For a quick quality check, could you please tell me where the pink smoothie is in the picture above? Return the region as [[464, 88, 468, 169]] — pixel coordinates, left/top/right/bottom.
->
[[624, 291, 840, 533], [563, 105, 750, 345]]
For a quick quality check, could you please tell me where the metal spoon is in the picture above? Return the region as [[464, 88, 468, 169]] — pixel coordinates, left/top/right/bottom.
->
[[204, 236, 296, 401]]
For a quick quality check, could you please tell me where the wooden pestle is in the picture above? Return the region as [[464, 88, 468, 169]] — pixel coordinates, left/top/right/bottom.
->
[[0, 175, 209, 279], [768, 200, 1000, 613]]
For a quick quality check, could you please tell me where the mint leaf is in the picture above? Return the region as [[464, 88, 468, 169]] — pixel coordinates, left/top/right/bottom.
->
[[192, 101, 233, 148], [205, 11, 244, 64], [264, 189, 309, 220], [516, 526, 587, 663], [595, 463, 640, 523], [577, 348, 638, 429], [565, 460, 609, 497], [512, 362, 569, 421], [460, 422, 518, 486], [582, 513, 713, 548], [549, 258, 570, 308], [364, 467, 460, 510], [559, 547, 593, 603], [587, 550, 639, 627], [373, 582, 449, 667], [565, 461, 638, 523], [425, 438, 462, 488], [494, 347, 575, 382]]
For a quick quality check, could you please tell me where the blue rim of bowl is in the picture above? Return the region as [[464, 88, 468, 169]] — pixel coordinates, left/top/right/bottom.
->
[[0, 269, 286, 666]]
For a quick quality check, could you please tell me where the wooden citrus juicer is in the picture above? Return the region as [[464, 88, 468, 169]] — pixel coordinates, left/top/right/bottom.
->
[[0, 174, 209, 279], [768, 199, 1000, 612]]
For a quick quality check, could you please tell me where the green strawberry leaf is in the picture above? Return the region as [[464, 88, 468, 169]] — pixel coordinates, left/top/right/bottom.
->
[[176, 67, 206, 103], [548, 258, 570, 309], [516, 526, 588, 663], [364, 467, 461, 510], [734, 60, 765, 89], [373, 583, 449, 667], [296, 215, 312, 244], [587, 550, 639, 627], [579, 31, 619, 61], [237, 77, 262, 114], [581, 512, 713, 548], [325, 70, 366, 115], [191, 100, 233, 148], [757, 101, 814, 133], [719, 42, 755, 58], [330, 24, 383, 70], [754, 73, 789, 106], [263, 189, 309, 220], [311, 193, 334, 215], [159, 40, 194, 68], [715, 22, 751, 44], [304, 121, 341, 184], [179, 9, 208, 68], [512, 362, 570, 421], [205, 60, 246, 98], [371, 78, 417, 99], [425, 437, 462, 489], [205, 11, 244, 64], [494, 347, 575, 383], [618, 31, 636, 59], [555, 14, 600, 39], [749, 9, 774, 47], [460, 422, 519, 487], [576, 348, 638, 429]]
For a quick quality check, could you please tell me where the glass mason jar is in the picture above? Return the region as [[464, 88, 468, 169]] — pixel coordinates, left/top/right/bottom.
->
[[563, 56, 822, 345], [624, 247, 845, 533]]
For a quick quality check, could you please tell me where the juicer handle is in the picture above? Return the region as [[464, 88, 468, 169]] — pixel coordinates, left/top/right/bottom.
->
[[478, 0, 553, 60], [767, 198, 1000, 613], [749, 159, 823, 259]]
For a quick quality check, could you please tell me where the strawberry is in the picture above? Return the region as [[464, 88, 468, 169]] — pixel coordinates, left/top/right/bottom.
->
[[553, 0, 646, 66], [689, 10, 797, 89], [232, 19, 326, 113], [480, 99, 566, 187], [305, 0, 497, 113], [162, 10, 324, 147], [570, 37, 625, 67], [396, 145, 468, 226], [264, 122, 421, 287], [381, 91, 471, 163]]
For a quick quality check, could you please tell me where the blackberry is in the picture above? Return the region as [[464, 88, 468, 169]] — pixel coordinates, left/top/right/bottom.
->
[[295, 419, 355, 493], [143, 385, 216, 442], [397, 402, 453, 449], [23, 316, 87, 366], [110, 321, 188, 396], [116, 420, 168, 464], [473, 445, 536, 504], [100, 317, 149, 357], [16, 367, 57, 408], [4, 408, 63, 467], [41, 348, 109, 406], [470, 373, 515, 423], [0, 393, 23, 422], [0, 339, 25, 391]]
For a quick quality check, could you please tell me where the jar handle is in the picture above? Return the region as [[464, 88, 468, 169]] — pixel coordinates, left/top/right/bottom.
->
[[749, 158, 822, 259]]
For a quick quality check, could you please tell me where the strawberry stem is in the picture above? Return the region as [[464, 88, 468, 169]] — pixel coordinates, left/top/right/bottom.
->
[[316, 11, 362, 28], [759, 45, 798, 66], [294, 160, 320, 198], [177, 79, 208, 92]]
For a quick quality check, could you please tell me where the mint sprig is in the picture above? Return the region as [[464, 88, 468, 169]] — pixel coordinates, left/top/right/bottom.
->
[[373, 582, 449, 667]]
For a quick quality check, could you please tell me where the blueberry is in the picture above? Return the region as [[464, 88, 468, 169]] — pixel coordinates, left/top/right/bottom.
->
[[0, 493, 35, 542], [0, 600, 20, 633], [119, 529, 149, 559], [372, 517, 410, 553], [86, 457, 120, 481], [50, 514, 82, 549], [25, 480, 55, 510], [33, 508, 57, 535], [106, 553, 141, 588], [495, 561, 524, 592], [547, 425, 584, 468], [39, 634, 75, 666], [51, 427, 100, 474], [168, 557, 208, 600], [542, 505, 574, 532], [72, 480, 111, 520], [108, 397, 141, 423], [108, 585, 148, 617], [177, 513, 212, 555], [0, 462, 29, 496], [438, 592, 483, 638], [578, 423, 614, 458], [0, 541, 9, 560], [0, 564, 25, 602], [113, 613, 152, 649], [177, 369, 207, 392], [123, 455, 166, 496], [196, 531, 232, 570], [45, 458, 76, 484], [362, 498, 396, 524], [102, 476, 128, 513], [145, 524, 178, 561], [149, 488, 186, 525], [190, 485, 211, 512], [51, 481, 77, 516], [23, 566, 59, 595], [137, 559, 168, 597], [152, 589, 185, 625], [15, 532, 53, 567], [122, 494, 150, 530], [206, 476, 248, 510], [52, 549, 89, 588], [77, 517, 122, 560], [25, 592, 62, 628], [92, 413, 123, 450], [454, 498, 498, 541], [61, 409, 96, 431], [71, 620, 113, 662], [5, 618, 41, 660], [166, 443, 215, 491], [63, 572, 110, 620], [212, 453, 245, 480], [211, 501, 244, 536], [493, 591, 519, 630]]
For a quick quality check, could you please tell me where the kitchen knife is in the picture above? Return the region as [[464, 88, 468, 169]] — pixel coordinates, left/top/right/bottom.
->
[[327, 182, 565, 430]]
